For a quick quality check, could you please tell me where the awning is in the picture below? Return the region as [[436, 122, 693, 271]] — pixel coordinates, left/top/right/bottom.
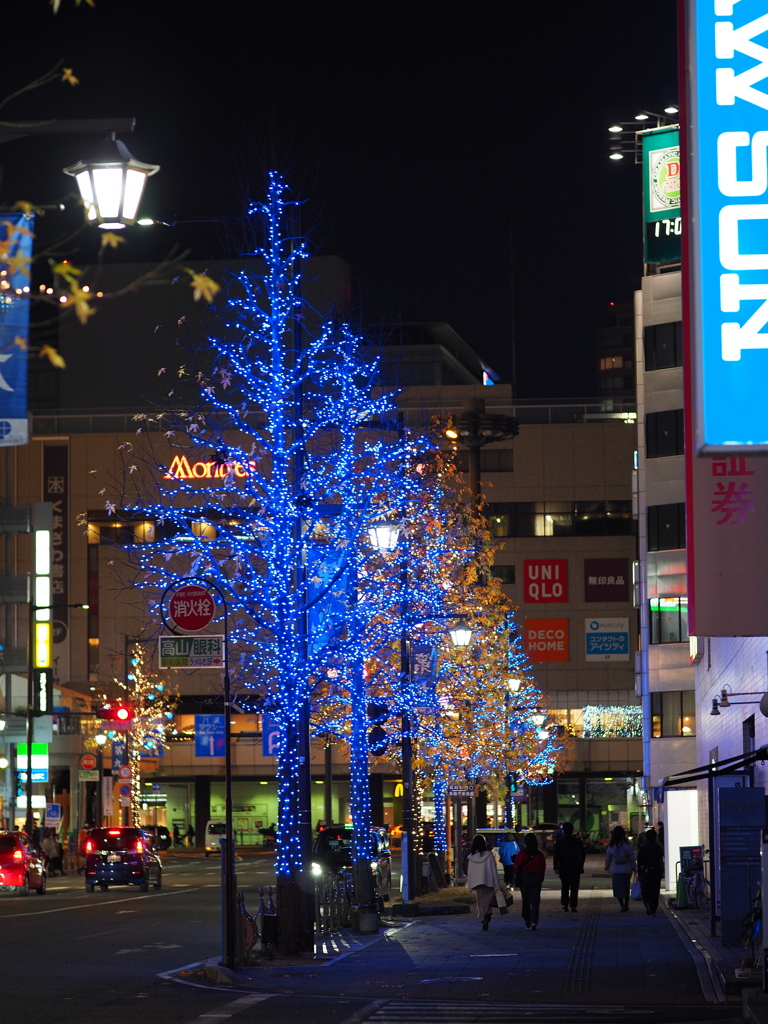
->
[[663, 745, 768, 787]]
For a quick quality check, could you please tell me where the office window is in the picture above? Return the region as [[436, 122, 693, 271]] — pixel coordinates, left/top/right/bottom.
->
[[646, 409, 684, 458], [649, 597, 688, 644], [600, 356, 625, 371], [651, 690, 696, 737], [644, 321, 683, 370], [647, 502, 686, 550], [488, 501, 634, 538], [490, 564, 515, 584]]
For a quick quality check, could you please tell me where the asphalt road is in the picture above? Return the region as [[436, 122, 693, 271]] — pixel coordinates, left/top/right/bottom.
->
[[0, 853, 747, 1024]]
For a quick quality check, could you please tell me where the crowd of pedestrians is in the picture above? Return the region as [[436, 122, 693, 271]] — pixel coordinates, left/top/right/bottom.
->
[[466, 822, 665, 930]]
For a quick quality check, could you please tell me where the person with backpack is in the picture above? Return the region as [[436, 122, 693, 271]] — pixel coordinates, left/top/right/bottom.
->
[[553, 821, 586, 912], [605, 824, 636, 911], [496, 832, 521, 888], [636, 828, 665, 916]]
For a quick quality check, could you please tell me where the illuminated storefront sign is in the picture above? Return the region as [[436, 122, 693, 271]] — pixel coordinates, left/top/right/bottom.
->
[[686, 0, 768, 450], [163, 455, 256, 480], [643, 127, 681, 264], [523, 618, 569, 662], [523, 559, 568, 603]]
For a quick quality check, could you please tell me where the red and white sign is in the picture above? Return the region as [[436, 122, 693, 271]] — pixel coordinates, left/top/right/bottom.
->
[[523, 618, 569, 662], [118, 765, 131, 780], [168, 585, 215, 632], [523, 559, 568, 603], [80, 753, 97, 770]]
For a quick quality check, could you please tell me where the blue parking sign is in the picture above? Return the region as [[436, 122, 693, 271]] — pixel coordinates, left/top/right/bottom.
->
[[194, 715, 226, 757]]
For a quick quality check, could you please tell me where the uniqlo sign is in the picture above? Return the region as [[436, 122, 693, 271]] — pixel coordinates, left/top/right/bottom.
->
[[523, 618, 569, 662], [523, 559, 568, 603]]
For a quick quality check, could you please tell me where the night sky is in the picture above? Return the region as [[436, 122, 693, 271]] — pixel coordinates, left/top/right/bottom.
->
[[3, 1, 678, 399]]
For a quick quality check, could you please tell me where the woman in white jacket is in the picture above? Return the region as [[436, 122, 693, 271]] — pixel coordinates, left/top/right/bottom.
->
[[466, 834, 500, 929], [604, 825, 637, 911]]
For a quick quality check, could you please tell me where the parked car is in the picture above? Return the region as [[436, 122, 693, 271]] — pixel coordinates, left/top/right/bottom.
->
[[141, 825, 172, 851], [310, 824, 392, 902], [84, 827, 162, 892], [0, 831, 46, 895]]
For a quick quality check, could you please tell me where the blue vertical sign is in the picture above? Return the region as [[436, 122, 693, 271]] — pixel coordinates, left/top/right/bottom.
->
[[0, 213, 34, 446], [686, 0, 768, 450], [194, 714, 226, 757], [262, 714, 280, 757]]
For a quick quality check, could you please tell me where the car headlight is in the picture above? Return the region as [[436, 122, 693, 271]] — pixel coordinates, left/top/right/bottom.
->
[[370, 860, 378, 870], [311, 862, 323, 877]]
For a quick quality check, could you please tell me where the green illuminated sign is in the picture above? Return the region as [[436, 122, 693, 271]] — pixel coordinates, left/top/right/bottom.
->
[[642, 127, 681, 264]]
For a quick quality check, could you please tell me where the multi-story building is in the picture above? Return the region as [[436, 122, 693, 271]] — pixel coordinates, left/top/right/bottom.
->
[[633, 271, 698, 857]]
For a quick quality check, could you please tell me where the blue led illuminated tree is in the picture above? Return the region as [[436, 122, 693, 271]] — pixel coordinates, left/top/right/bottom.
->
[[109, 172, 427, 952]]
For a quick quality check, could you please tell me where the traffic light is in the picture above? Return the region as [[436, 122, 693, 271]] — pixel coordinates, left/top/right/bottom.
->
[[99, 703, 133, 732]]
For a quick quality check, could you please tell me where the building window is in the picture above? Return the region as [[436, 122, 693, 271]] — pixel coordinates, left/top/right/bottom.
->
[[488, 501, 634, 538], [644, 321, 683, 370], [743, 714, 755, 757], [600, 376, 630, 391], [646, 409, 684, 458], [649, 597, 688, 644], [651, 690, 696, 737], [600, 356, 626, 371], [647, 502, 686, 550], [490, 564, 515, 584]]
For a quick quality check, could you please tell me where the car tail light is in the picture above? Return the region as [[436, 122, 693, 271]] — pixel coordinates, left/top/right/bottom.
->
[[85, 840, 93, 852], [12, 849, 22, 862], [135, 841, 143, 853], [108, 829, 121, 835]]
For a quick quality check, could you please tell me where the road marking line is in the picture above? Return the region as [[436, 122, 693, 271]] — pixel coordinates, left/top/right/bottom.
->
[[0, 886, 200, 917], [188, 994, 274, 1022]]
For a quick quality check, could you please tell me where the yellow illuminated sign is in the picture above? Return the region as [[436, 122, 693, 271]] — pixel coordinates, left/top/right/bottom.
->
[[34, 622, 51, 669]]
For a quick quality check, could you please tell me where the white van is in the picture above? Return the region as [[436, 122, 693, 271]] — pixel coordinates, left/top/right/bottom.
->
[[204, 819, 227, 857]]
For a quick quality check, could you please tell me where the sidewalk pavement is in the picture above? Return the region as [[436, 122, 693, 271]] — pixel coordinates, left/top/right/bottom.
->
[[180, 883, 744, 1010]]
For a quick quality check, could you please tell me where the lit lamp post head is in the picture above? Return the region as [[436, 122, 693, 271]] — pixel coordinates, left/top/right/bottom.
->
[[506, 676, 522, 693], [64, 134, 159, 229], [367, 520, 400, 553], [448, 619, 472, 649]]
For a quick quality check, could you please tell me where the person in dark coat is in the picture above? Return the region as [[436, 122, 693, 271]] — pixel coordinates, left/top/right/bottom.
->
[[513, 833, 546, 930], [636, 828, 665, 917], [553, 821, 586, 912]]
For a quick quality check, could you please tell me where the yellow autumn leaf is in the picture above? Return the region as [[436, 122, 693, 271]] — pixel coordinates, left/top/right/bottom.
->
[[13, 336, 27, 351], [61, 68, 79, 86], [39, 345, 66, 369], [186, 269, 221, 303], [52, 261, 83, 287], [62, 286, 95, 325], [3, 254, 32, 278], [100, 232, 125, 250]]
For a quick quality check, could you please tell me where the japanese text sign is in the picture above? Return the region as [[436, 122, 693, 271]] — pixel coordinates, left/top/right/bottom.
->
[[585, 618, 630, 661], [583, 558, 629, 602]]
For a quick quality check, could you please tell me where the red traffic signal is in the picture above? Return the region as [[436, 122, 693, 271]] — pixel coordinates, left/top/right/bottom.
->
[[99, 704, 133, 731]]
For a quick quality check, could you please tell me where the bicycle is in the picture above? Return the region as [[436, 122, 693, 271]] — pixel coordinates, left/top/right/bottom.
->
[[686, 866, 710, 909]]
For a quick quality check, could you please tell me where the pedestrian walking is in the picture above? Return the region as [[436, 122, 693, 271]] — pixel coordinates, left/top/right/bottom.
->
[[636, 828, 664, 917], [513, 832, 546, 930], [173, 824, 181, 846], [553, 821, 585, 912], [466, 835, 500, 931], [185, 823, 195, 847], [41, 830, 58, 875], [496, 832, 520, 887], [605, 824, 636, 911]]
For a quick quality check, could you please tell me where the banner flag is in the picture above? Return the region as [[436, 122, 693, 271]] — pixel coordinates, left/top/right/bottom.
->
[[0, 213, 34, 446]]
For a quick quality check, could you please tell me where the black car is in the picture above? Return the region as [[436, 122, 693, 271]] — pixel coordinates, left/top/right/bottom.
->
[[84, 827, 162, 892], [310, 824, 391, 902], [141, 825, 172, 851]]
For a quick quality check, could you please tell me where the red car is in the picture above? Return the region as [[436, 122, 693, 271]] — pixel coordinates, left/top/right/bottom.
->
[[0, 832, 47, 895]]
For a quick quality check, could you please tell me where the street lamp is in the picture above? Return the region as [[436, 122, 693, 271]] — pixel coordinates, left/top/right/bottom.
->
[[368, 522, 473, 903], [63, 133, 160, 229]]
